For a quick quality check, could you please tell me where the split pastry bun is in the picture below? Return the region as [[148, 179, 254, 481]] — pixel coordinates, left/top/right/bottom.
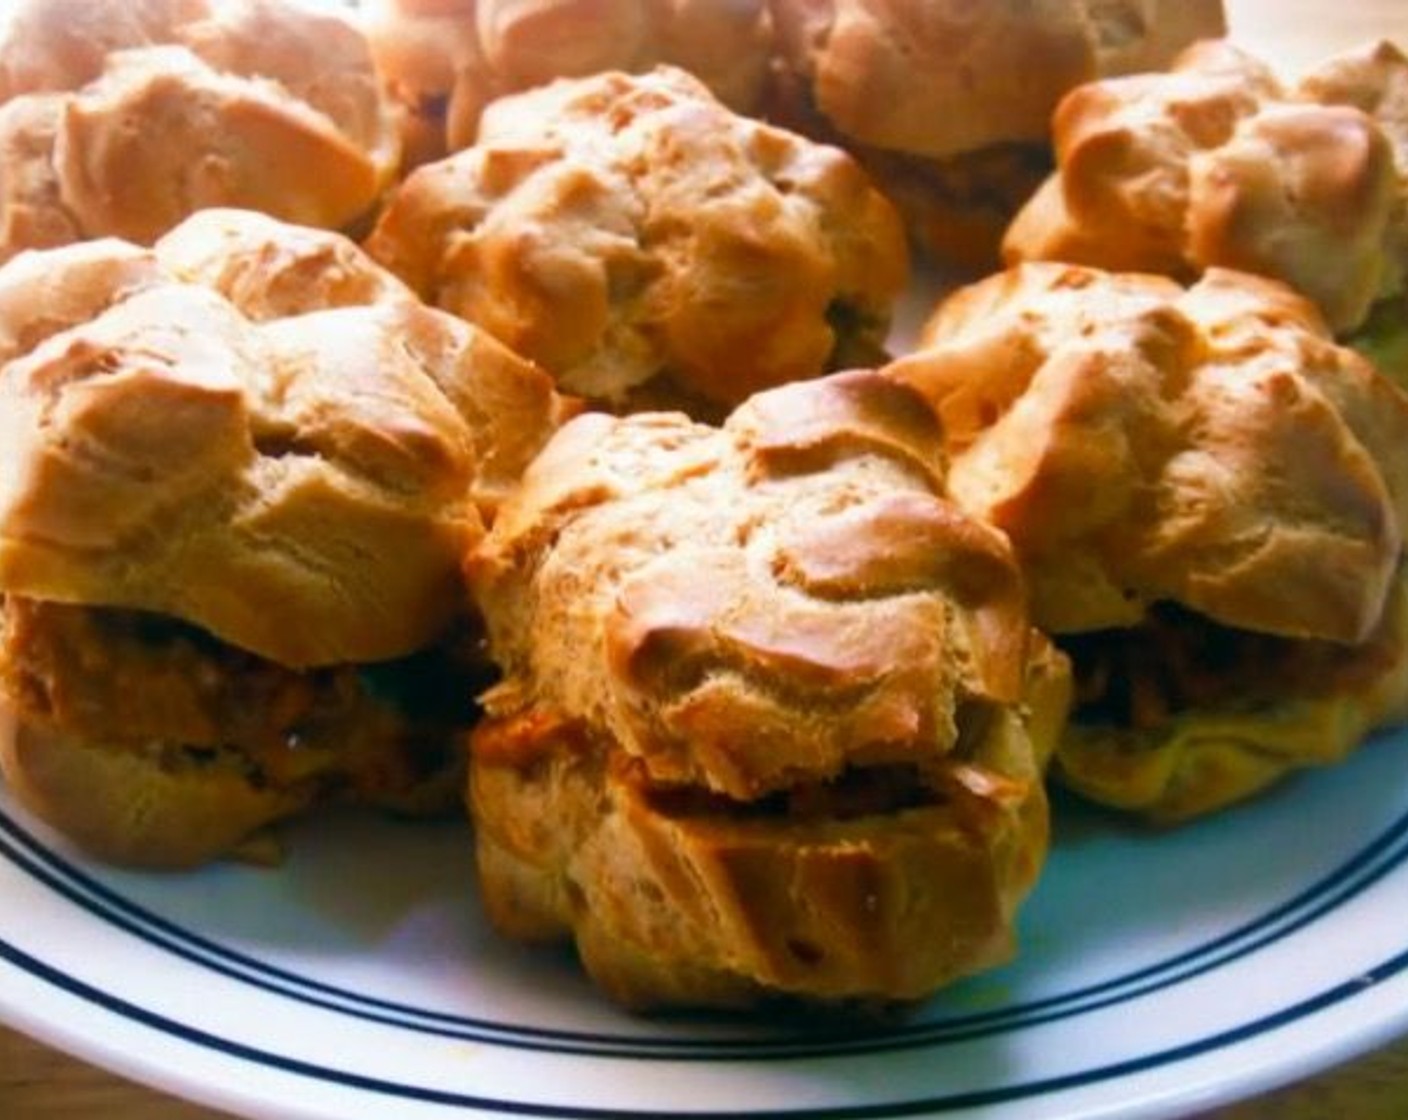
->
[[365, 65, 908, 419], [0, 209, 571, 867], [766, 0, 1226, 269], [1004, 39, 1408, 336], [886, 263, 1408, 822], [363, 0, 773, 163], [466, 370, 1072, 1009], [0, 0, 401, 260]]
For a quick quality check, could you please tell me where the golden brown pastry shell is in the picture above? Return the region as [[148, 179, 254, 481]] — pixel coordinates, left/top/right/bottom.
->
[[364, 66, 908, 419], [465, 370, 1072, 1006]]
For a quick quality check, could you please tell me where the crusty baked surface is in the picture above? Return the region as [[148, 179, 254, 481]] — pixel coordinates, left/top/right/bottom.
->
[[1004, 39, 1408, 335], [0, 0, 401, 258], [364, 0, 773, 164], [764, 0, 1225, 269], [888, 262, 1408, 640], [887, 262, 1408, 820], [466, 370, 1071, 1006], [364, 65, 909, 418], [0, 209, 568, 669]]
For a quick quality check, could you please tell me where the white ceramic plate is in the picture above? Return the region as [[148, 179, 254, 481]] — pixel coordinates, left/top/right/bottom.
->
[[2, 720, 1408, 1120]]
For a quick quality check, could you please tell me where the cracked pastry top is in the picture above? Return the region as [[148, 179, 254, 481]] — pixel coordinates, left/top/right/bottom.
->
[[0, 208, 572, 868], [0, 0, 401, 260], [886, 262, 1408, 822], [465, 369, 1071, 1008], [363, 65, 909, 420], [1004, 39, 1408, 337]]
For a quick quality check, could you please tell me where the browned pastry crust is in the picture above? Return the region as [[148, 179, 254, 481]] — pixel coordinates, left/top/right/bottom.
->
[[886, 262, 1408, 820], [0, 239, 552, 666], [1004, 39, 1408, 335], [153, 207, 418, 320], [0, 210, 570, 866], [768, 0, 1226, 159], [0, 0, 401, 259], [766, 0, 1225, 268], [365, 66, 908, 419], [466, 370, 1071, 1008], [362, 0, 773, 164]]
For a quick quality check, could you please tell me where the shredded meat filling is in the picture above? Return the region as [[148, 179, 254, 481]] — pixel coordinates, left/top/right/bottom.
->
[[640, 761, 940, 822], [0, 597, 486, 807], [1064, 601, 1391, 730], [472, 698, 1010, 824]]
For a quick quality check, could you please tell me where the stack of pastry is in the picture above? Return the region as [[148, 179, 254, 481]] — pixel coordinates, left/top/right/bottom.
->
[[0, 0, 1405, 1021], [0, 0, 402, 259], [363, 0, 774, 163], [364, 65, 909, 418], [765, 0, 1227, 269], [1004, 38, 1408, 363], [0, 208, 571, 867], [886, 264, 1408, 821], [364, 0, 1228, 273]]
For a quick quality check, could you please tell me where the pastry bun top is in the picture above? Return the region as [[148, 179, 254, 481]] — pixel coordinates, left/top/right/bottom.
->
[[471, 368, 1042, 801], [767, 0, 1227, 159], [1004, 39, 1408, 333], [886, 262, 1408, 642], [0, 209, 569, 667], [366, 65, 908, 418], [0, 0, 401, 257]]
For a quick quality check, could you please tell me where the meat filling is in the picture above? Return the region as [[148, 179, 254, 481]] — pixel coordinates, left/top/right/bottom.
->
[[0, 597, 486, 812], [473, 697, 1017, 826], [1064, 601, 1398, 731]]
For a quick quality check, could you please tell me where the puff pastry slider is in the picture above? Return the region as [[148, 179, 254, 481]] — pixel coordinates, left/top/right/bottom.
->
[[767, 0, 1225, 270], [466, 370, 1071, 1009], [887, 263, 1408, 823], [0, 0, 401, 260], [0, 209, 571, 868], [364, 65, 908, 420], [1004, 39, 1408, 342]]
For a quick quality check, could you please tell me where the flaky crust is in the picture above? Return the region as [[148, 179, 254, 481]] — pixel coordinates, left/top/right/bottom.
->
[[764, 0, 1222, 268], [888, 263, 1408, 640], [0, 0, 400, 258], [1004, 40, 1408, 334], [886, 262, 1408, 819], [767, 0, 1225, 159], [365, 66, 908, 418], [153, 207, 416, 319], [466, 370, 1071, 1007], [363, 0, 773, 161], [0, 210, 567, 668]]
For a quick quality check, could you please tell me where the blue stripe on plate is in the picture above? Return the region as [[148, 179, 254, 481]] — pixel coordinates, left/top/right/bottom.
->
[[2, 801, 1407, 1059], [3, 930, 1407, 1117]]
